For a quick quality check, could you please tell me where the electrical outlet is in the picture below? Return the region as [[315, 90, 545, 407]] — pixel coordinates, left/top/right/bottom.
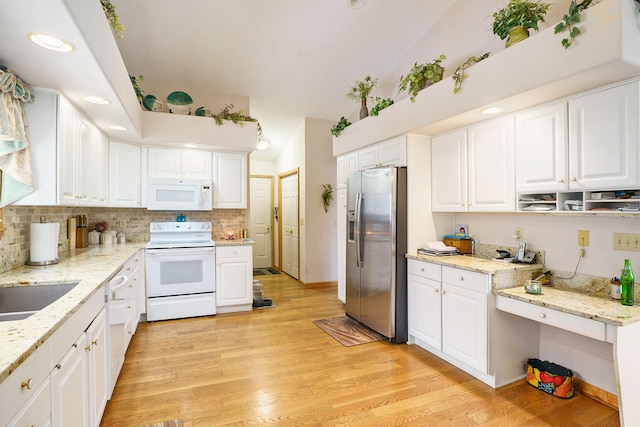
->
[[614, 232, 640, 251], [578, 230, 589, 247], [118, 219, 126, 228], [514, 227, 523, 241]]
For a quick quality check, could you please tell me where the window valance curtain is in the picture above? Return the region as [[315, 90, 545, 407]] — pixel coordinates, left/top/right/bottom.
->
[[0, 67, 35, 206]]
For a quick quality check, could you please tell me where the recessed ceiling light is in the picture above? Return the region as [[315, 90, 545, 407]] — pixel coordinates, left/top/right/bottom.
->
[[84, 96, 111, 105], [184, 143, 197, 148], [27, 32, 75, 53], [481, 107, 504, 115], [349, 0, 367, 8], [256, 139, 271, 151], [108, 125, 127, 131]]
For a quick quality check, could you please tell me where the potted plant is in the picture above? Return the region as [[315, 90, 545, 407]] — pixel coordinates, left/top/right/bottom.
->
[[345, 75, 378, 119], [331, 117, 351, 137], [398, 55, 446, 102], [492, 0, 550, 47], [370, 97, 394, 116]]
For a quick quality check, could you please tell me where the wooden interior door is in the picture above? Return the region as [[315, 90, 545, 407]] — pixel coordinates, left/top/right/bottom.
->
[[279, 170, 299, 279], [249, 175, 273, 269]]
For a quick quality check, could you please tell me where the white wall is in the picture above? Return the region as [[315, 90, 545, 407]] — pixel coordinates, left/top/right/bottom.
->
[[249, 159, 276, 176], [303, 118, 337, 283]]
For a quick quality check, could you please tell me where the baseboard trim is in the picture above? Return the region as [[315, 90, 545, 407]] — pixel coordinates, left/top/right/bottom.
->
[[299, 280, 337, 289], [575, 379, 618, 409]]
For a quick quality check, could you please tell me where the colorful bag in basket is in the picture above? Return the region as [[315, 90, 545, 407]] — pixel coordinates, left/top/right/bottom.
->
[[525, 358, 574, 398]]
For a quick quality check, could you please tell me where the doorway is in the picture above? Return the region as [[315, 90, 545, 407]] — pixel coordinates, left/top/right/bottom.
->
[[249, 175, 274, 269], [279, 169, 299, 280]]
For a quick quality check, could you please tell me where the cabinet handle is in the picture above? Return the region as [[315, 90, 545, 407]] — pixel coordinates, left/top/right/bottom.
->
[[21, 378, 32, 390], [128, 331, 132, 335], [571, 177, 577, 182], [128, 305, 132, 309], [55, 363, 61, 370], [558, 178, 565, 183], [420, 267, 424, 272], [434, 288, 439, 293], [92, 339, 98, 347], [539, 313, 546, 319], [128, 284, 133, 288], [85, 345, 92, 351], [458, 276, 464, 281], [442, 290, 446, 295]]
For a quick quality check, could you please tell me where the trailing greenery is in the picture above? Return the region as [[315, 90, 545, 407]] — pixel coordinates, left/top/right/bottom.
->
[[129, 74, 144, 104], [452, 53, 490, 94], [321, 184, 333, 213], [492, 0, 550, 40], [208, 104, 263, 139], [369, 98, 394, 116], [398, 55, 446, 102], [331, 116, 352, 137], [345, 75, 378, 103], [101, 0, 125, 39], [554, 0, 593, 49]]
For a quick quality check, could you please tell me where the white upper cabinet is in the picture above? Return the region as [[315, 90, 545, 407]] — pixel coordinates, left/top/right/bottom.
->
[[432, 129, 467, 212], [109, 141, 141, 208], [147, 147, 212, 179], [432, 116, 515, 212], [467, 116, 515, 212], [212, 152, 247, 209], [515, 102, 568, 192], [357, 136, 407, 170], [568, 81, 639, 190]]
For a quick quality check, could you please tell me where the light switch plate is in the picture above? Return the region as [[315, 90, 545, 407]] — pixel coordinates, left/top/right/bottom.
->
[[614, 233, 640, 252]]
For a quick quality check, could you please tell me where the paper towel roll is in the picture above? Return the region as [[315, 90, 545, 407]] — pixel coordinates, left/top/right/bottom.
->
[[29, 222, 60, 265]]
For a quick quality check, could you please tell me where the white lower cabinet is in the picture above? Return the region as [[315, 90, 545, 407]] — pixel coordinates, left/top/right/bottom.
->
[[51, 332, 89, 427], [8, 377, 51, 427], [216, 245, 253, 313], [408, 260, 488, 374], [407, 259, 537, 388]]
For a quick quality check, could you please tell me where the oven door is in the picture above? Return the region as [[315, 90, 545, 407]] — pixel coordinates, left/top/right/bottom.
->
[[145, 247, 215, 297]]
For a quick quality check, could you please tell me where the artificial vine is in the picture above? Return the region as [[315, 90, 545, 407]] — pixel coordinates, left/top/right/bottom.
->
[[101, 0, 125, 39], [554, 0, 593, 49], [330, 117, 352, 137], [451, 53, 490, 94], [370, 98, 394, 116], [207, 104, 263, 139], [129, 74, 144, 104], [321, 184, 333, 213]]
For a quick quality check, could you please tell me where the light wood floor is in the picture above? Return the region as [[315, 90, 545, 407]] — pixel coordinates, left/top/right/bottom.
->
[[100, 273, 619, 427]]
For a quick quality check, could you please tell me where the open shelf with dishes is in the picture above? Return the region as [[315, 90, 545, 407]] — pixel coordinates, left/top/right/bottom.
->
[[518, 190, 640, 214]]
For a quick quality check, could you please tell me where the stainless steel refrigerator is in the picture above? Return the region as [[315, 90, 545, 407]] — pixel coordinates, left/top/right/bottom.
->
[[346, 165, 408, 343]]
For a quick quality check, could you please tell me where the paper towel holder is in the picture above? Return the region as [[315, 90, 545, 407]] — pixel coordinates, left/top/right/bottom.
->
[[27, 217, 60, 266]]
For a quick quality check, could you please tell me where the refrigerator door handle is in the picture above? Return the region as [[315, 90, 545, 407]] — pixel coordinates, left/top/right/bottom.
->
[[355, 192, 363, 267]]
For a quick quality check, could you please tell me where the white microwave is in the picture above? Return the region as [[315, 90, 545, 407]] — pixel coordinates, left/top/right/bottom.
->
[[147, 177, 213, 211]]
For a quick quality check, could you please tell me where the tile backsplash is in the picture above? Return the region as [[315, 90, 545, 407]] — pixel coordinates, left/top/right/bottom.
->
[[0, 205, 246, 274]]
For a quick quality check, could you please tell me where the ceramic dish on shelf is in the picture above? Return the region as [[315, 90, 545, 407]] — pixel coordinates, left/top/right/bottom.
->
[[166, 91, 193, 115], [142, 94, 164, 111]]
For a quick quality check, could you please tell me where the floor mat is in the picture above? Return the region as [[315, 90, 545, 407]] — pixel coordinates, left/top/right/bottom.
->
[[313, 316, 386, 347], [253, 268, 280, 276], [141, 420, 183, 427]]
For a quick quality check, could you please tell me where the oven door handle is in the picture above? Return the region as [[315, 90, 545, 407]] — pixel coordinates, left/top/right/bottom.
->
[[146, 247, 215, 255], [110, 274, 129, 291]]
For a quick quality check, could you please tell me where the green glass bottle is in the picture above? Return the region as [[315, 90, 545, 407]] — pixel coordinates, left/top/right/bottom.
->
[[620, 259, 635, 306]]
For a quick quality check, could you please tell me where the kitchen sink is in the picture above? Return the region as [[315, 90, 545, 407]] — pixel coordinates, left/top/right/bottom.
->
[[0, 282, 79, 322]]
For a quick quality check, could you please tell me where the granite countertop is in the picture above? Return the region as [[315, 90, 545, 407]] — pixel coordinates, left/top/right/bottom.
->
[[215, 238, 255, 246], [496, 285, 640, 327], [406, 253, 542, 274], [0, 243, 146, 383]]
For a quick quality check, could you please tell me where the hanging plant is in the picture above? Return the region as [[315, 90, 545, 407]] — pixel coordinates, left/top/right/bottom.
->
[[331, 117, 352, 137], [554, 0, 593, 49], [370, 98, 394, 116], [207, 104, 263, 139], [451, 53, 490, 94], [101, 0, 125, 39], [321, 184, 333, 213], [129, 74, 144, 104]]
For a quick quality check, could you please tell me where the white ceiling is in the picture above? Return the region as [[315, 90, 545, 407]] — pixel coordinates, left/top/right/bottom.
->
[[110, 0, 457, 160]]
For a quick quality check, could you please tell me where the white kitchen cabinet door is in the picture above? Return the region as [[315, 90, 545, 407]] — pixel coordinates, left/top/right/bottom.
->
[[408, 273, 442, 350], [58, 96, 81, 206], [336, 188, 347, 303], [6, 377, 51, 427], [86, 308, 108, 427], [358, 145, 379, 170], [515, 103, 568, 192], [216, 246, 253, 311], [181, 149, 212, 179], [569, 81, 639, 190], [109, 140, 141, 208], [346, 152, 359, 176], [92, 129, 109, 206], [378, 135, 406, 167], [431, 129, 467, 212], [213, 152, 247, 208], [336, 155, 347, 188], [147, 147, 181, 178], [467, 115, 515, 212], [441, 282, 488, 374], [51, 333, 89, 427]]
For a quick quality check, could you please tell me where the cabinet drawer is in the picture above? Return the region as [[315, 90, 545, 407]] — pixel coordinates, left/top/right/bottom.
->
[[0, 341, 50, 426], [408, 259, 441, 281], [217, 245, 252, 259], [442, 266, 490, 294], [496, 295, 606, 341]]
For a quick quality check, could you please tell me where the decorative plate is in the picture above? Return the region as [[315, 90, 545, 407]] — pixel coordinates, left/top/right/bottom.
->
[[166, 91, 193, 115], [142, 94, 164, 112], [195, 106, 212, 117]]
